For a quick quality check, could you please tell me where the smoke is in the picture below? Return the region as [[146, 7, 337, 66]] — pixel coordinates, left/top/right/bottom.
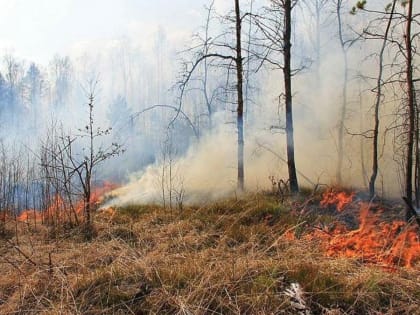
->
[[0, 0, 417, 209], [107, 122, 289, 206], [86, 7, 407, 205]]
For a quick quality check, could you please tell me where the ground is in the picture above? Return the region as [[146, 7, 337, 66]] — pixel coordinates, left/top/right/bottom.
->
[[0, 191, 419, 314]]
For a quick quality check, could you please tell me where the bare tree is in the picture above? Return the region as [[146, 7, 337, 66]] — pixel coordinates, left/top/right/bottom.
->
[[402, 0, 417, 221], [177, 0, 248, 192], [67, 86, 122, 225], [354, 1, 397, 198], [300, 0, 329, 81], [3, 55, 24, 127], [39, 122, 82, 227], [200, 0, 217, 131], [356, 0, 419, 222], [367, 2, 395, 199], [335, 0, 350, 185], [251, 0, 300, 193], [49, 55, 72, 109], [234, 0, 245, 192], [41, 82, 122, 229], [23, 63, 46, 131]]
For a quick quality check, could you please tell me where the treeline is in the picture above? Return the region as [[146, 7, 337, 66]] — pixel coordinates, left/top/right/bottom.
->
[[0, 0, 419, 234], [175, 0, 419, 222], [0, 56, 70, 133]]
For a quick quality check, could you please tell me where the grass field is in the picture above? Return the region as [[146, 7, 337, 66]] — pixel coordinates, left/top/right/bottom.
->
[[0, 191, 419, 314]]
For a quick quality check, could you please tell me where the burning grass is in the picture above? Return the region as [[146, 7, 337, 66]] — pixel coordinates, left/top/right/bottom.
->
[[0, 190, 419, 314], [313, 190, 420, 268], [16, 181, 119, 225]]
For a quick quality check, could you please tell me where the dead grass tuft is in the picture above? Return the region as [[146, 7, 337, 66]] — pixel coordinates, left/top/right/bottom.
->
[[0, 192, 419, 314]]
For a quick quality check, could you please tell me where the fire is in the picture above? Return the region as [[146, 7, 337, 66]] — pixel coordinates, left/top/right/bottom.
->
[[90, 181, 119, 206], [324, 203, 419, 267], [320, 189, 354, 211], [17, 181, 119, 224], [299, 193, 420, 269], [16, 209, 42, 222], [17, 194, 68, 223]]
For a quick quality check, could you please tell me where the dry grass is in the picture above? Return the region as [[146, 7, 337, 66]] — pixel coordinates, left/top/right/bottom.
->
[[0, 193, 419, 314]]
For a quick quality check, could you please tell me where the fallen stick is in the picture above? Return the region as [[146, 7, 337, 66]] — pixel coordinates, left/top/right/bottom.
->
[[6, 239, 37, 266]]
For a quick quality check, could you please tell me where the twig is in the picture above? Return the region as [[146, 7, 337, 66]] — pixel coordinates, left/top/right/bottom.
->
[[256, 141, 316, 186], [2, 257, 26, 276], [48, 252, 53, 277], [6, 239, 37, 266]]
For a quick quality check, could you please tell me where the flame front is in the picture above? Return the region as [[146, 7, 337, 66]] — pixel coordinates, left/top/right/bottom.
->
[[325, 203, 420, 267], [307, 193, 420, 269], [16, 181, 118, 223], [320, 190, 354, 211]]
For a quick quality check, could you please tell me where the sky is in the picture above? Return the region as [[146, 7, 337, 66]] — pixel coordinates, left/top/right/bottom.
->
[[0, 0, 230, 64]]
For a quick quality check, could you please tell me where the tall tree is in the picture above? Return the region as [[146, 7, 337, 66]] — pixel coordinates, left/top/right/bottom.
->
[[201, 0, 216, 131], [403, 0, 416, 221], [354, 1, 397, 198], [0, 72, 7, 119], [177, 0, 248, 191], [189, 0, 224, 135], [23, 63, 45, 130], [252, 0, 299, 193], [368, 1, 396, 199], [335, 0, 349, 185], [300, 0, 329, 82], [107, 94, 135, 142], [355, 0, 419, 222], [283, 0, 299, 193], [3, 55, 24, 127], [50, 55, 72, 109], [235, 0, 245, 192], [55, 84, 122, 227]]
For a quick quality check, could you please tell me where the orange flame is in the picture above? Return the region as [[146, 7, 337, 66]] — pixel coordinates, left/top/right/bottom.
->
[[320, 190, 354, 211], [17, 181, 119, 223], [17, 209, 42, 222], [296, 197, 420, 269], [324, 203, 420, 268]]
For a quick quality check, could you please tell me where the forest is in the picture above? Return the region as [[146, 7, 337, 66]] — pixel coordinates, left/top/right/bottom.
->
[[0, 0, 419, 314]]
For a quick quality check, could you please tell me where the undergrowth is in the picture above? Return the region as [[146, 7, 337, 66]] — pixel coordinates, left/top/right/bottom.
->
[[0, 192, 419, 314]]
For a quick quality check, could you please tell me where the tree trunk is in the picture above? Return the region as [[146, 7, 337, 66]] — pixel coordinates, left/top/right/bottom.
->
[[314, 0, 321, 83], [84, 194, 91, 225], [336, 0, 348, 185], [203, 1, 213, 131], [368, 0, 396, 199], [284, 0, 299, 193], [404, 0, 416, 221], [359, 84, 368, 189], [84, 171, 92, 225], [235, 0, 245, 192], [415, 92, 419, 208]]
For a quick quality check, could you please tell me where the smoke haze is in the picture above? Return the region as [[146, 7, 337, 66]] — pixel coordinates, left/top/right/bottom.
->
[[0, 0, 417, 208]]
